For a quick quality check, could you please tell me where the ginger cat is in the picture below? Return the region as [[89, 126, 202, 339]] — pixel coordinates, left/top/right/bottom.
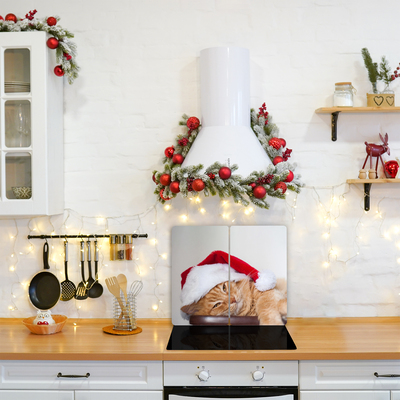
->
[[180, 277, 287, 325]]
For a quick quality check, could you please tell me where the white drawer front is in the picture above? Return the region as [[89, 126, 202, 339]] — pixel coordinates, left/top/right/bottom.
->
[[0, 391, 74, 400], [0, 361, 162, 390], [300, 391, 390, 400], [76, 390, 163, 400], [164, 360, 298, 386], [300, 361, 400, 390]]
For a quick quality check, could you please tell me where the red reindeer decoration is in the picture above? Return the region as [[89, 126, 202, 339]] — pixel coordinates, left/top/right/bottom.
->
[[362, 133, 390, 178]]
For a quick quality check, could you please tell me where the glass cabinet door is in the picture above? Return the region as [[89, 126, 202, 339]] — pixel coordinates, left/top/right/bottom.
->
[[5, 100, 31, 148], [4, 48, 30, 93], [5, 153, 32, 199]]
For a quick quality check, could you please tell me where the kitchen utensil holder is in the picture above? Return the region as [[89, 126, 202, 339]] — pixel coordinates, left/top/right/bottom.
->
[[113, 293, 137, 331]]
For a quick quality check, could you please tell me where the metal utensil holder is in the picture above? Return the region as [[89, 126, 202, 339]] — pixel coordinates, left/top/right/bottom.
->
[[113, 293, 137, 331]]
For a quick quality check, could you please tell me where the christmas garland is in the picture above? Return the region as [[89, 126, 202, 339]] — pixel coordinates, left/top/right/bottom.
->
[[152, 103, 304, 209], [0, 11, 78, 84]]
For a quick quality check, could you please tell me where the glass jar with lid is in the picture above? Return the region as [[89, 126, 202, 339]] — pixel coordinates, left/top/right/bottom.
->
[[333, 82, 355, 107]]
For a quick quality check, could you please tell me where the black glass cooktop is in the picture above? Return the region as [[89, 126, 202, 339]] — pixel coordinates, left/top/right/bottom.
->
[[166, 325, 297, 351]]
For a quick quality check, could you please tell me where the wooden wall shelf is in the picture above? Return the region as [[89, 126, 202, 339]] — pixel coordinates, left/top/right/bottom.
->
[[315, 107, 400, 141], [346, 178, 400, 211]]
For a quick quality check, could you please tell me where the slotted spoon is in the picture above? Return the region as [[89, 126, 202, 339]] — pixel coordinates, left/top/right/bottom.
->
[[60, 241, 76, 301]]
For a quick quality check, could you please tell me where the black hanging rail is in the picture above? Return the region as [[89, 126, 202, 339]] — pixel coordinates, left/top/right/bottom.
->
[[27, 234, 148, 239]]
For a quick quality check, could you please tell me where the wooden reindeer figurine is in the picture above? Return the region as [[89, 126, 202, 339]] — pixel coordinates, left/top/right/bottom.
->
[[362, 133, 390, 179]]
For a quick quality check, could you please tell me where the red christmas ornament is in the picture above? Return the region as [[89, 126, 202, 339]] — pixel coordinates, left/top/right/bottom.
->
[[274, 182, 287, 194], [186, 116, 200, 131], [47, 16, 57, 26], [249, 182, 256, 188], [159, 174, 171, 186], [63, 52, 72, 61], [285, 170, 294, 182], [273, 156, 283, 165], [268, 137, 282, 150], [253, 186, 267, 199], [280, 138, 286, 148], [159, 189, 171, 201], [5, 13, 17, 23], [192, 179, 205, 192], [178, 137, 188, 146], [54, 65, 64, 77], [172, 153, 184, 164], [0, 16, 3, 21], [164, 146, 175, 158], [169, 181, 180, 193], [46, 37, 59, 49], [385, 160, 399, 178], [219, 167, 232, 180], [207, 173, 215, 180], [152, 174, 158, 184]]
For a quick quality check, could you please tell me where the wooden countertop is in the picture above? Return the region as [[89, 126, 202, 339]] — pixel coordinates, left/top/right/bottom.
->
[[1, 317, 400, 361]]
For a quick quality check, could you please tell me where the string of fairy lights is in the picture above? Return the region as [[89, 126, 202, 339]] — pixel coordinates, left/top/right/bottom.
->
[[5, 181, 400, 316]]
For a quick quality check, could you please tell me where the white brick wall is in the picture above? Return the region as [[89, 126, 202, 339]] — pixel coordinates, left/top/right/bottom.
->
[[1, 0, 400, 319]]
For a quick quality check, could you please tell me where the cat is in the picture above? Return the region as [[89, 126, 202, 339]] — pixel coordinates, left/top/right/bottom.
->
[[180, 277, 287, 325]]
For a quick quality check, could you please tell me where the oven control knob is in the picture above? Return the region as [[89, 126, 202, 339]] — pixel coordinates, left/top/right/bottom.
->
[[197, 370, 211, 381], [252, 370, 264, 381]]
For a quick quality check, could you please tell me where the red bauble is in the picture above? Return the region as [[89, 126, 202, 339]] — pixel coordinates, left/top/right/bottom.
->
[[268, 137, 282, 150], [249, 182, 256, 188], [274, 182, 287, 194], [159, 189, 171, 201], [285, 170, 294, 182], [63, 52, 72, 61], [385, 160, 399, 178], [186, 116, 200, 131], [172, 154, 184, 164], [192, 179, 205, 192], [253, 186, 267, 199], [164, 146, 175, 158], [0, 16, 4, 21], [273, 156, 283, 165], [280, 138, 286, 148], [47, 16, 57, 26], [54, 65, 64, 77], [169, 181, 181, 193], [46, 37, 59, 49], [219, 167, 232, 180], [159, 174, 171, 186], [5, 13, 17, 23], [152, 174, 158, 184]]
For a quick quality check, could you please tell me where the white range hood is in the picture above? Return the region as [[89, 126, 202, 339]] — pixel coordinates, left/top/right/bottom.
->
[[181, 46, 272, 177]]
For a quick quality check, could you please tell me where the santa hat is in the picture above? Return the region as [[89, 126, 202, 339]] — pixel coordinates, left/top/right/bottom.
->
[[180, 250, 276, 307]]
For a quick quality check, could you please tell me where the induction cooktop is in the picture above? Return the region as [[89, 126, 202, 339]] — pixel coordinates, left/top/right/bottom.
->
[[166, 325, 297, 351]]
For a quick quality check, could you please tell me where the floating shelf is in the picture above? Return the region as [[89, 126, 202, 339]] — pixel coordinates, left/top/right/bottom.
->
[[315, 107, 400, 141], [346, 178, 400, 211]]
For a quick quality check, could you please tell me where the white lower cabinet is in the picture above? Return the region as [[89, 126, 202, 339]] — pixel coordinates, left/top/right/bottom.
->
[[76, 391, 163, 400], [0, 391, 74, 400], [300, 361, 400, 400]]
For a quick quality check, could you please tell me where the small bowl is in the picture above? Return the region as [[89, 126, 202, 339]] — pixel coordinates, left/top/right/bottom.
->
[[22, 315, 67, 335], [12, 186, 32, 199]]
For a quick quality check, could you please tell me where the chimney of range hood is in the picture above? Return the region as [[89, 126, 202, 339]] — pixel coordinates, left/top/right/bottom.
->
[[181, 46, 272, 176]]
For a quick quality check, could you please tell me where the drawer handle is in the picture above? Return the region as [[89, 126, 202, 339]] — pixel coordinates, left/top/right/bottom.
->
[[57, 373, 90, 379], [374, 372, 400, 378]]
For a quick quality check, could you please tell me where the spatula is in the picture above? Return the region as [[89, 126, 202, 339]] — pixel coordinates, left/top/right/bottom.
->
[[105, 276, 130, 327], [117, 274, 128, 302]]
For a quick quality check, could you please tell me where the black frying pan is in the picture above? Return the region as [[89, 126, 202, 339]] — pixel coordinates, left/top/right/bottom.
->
[[28, 242, 61, 310]]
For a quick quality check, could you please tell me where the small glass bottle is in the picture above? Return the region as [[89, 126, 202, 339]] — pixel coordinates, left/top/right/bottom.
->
[[109, 234, 117, 261], [125, 235, 133, 260], [117, 234, 125, 260], [333, 82, 355, 107]]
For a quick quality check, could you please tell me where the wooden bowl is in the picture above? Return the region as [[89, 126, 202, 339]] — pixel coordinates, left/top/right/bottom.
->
[[22, 315, 67, 335]]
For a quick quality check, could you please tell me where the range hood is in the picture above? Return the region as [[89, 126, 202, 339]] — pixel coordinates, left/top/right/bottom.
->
[[181, 47, 272, 176]]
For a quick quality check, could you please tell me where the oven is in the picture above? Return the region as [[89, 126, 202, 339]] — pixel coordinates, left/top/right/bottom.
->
[[164, 361, 298, 400]]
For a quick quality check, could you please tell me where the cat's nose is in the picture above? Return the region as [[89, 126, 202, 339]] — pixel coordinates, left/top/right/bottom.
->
[[230, 297, 237, 304]]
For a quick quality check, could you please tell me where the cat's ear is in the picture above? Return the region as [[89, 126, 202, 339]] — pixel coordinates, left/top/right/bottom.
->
[[181, 303, 200, 315]]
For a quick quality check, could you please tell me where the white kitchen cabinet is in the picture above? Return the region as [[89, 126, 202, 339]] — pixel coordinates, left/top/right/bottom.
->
[[76, 391, 163, 400], [0, 391, 73, 400], [0, 31, 63, 216], [300, 391, 389, 400]]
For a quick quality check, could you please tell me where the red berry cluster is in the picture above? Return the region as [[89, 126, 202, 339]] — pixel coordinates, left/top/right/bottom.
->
[[207, 173, 215, 180], [282, 148, 292, 161], [391, 64, 400, 81], [256, 174, 274, 185], [258, 102, 269, 125], [178, 138, 189, 146], [187, 177, 194, 191], [24, 9, 37, 20]]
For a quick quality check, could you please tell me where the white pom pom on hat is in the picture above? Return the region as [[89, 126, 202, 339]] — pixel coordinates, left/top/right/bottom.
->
[[180, 250, 276, 307]]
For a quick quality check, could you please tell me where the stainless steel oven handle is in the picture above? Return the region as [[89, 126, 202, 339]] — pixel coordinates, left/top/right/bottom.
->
[[374, 372, 400, 378]]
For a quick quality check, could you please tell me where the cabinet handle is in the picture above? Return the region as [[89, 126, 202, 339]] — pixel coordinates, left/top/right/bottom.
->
[[57, 372, 90, 378], [374, 372, 400, 378]]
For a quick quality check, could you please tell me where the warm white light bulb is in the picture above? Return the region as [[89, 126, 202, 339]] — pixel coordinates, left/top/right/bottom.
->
[[152, 305, 158, 311]]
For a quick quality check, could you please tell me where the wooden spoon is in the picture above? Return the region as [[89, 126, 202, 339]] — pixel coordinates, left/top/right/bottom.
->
[[117, 274, 128, 302]]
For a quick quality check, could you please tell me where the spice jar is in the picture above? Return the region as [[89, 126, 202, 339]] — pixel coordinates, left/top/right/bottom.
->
[[333, 82, 355, 107], [117, 234, 125, 260], [109, 234, 117, 261], [125, 235, 133, 260]]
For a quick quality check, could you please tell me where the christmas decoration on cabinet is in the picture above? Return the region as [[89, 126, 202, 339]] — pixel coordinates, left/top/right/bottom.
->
[[362, 133, 390, 179], [0, 10, 78, 83], [152, 104, 303, 210]]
